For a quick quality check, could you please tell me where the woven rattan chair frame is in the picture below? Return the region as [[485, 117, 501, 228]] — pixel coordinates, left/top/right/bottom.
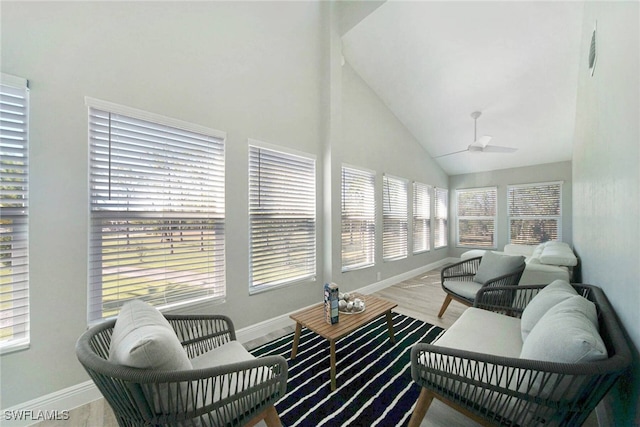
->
[[437, 256, 526, 317], [410, 284, 631, 427], [76, 314, 288, 427]]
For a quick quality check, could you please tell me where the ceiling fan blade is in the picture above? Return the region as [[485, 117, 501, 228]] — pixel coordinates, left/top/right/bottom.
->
[[482, 145, 517, 153], [433, 148, 469, 159]]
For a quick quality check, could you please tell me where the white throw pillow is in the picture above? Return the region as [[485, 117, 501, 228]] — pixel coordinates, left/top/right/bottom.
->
[[539, 242, 578, 267], [109, 299, 192, 371], [520, 280, 578, 341], [520, 295, 607, 363]]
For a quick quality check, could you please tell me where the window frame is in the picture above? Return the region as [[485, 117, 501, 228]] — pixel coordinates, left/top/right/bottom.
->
[[508, 181, 563, 245], [341, 165, 376, 272], [412, 181, 431, 254], [434, 187, 449, 249], [248, 140, 316, 294], [86, 98, 226, 323], [456, 186, 498, 249], [0, 73, 30, 354]]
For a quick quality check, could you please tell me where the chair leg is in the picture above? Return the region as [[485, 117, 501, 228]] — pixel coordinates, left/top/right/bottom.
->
[[408, 388, 435, 427], [263, 405, 282, 427], [245, 405, 281, 427], [437, 294, 453, 318]]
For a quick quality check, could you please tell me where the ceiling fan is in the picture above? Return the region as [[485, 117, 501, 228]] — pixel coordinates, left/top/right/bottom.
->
[[435, 111, 517, 158]]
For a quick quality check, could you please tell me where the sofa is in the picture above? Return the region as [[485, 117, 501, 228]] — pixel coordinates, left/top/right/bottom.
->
[[409, 280, 631, 427], [461, 241, 578, 285]]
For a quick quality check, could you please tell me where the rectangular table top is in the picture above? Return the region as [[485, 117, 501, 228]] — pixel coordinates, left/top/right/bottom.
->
[[289, 293, 397, 341]]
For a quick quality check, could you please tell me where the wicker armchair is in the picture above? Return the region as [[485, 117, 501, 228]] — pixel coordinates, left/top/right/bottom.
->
[[410, 284, 631, 427], [437, 255, 525, 317], [76, 314, 288, 427]]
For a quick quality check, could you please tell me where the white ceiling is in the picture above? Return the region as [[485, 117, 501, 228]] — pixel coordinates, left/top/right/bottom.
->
[[341, 1, 585, 175]]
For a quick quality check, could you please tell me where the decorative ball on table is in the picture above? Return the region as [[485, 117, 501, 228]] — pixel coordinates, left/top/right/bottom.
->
[[338, 292, 365, 313]]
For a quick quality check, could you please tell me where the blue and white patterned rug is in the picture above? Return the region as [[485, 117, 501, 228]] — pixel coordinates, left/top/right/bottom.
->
[[250, 313, 444, 427]]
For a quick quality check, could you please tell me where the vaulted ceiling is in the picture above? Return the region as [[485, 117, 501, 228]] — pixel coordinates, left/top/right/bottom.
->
[[341, 1, 586, 175]]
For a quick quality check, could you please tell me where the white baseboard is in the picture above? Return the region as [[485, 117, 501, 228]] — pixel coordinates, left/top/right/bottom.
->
[[355, 257, 456, 295], [235, 257, 456, 343], [1, 381, 102, 427], [2, 258, 455, 426]]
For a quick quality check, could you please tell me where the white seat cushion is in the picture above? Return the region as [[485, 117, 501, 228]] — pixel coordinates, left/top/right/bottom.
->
[[434, 307, 523, 358], [190, 341, 274, 415], [517, 262, 570, 285], [442, 280, 482, 300], [191, 341, 255, 369]]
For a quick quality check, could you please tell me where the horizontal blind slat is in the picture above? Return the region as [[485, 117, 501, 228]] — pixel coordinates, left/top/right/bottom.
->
[[383, 175, 408, 261], [88, 107, 225, 321], [434, 188, 448, 248], [341, 166, 375, 271], [249, 145, 316, 290], [0, 77, 30, 350], [508, 182, 562, 244], [457, 188, 497, 248], [413, 182, 431, 253]]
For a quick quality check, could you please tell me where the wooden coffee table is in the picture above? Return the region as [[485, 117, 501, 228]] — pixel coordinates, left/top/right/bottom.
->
[[289, 293, 397, 391]]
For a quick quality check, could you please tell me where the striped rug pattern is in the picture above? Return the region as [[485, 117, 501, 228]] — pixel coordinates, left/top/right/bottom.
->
[[250, 313, 444, 427]]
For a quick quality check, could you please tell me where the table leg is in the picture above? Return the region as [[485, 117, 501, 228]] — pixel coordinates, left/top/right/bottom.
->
[[385, 311, 396, 344], [291, 322, 302, 359], [330, 340, 337, 391]]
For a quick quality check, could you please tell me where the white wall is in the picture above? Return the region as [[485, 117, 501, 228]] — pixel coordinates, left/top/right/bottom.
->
[[334, 63, 449, 290], [0, 0, 450, 410], [0, 1, 329, 408], [572, 1, 640, 424], [448, 161, 573, 258]]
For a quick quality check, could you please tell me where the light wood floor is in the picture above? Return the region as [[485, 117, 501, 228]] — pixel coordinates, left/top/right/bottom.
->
[[34, 266, 597, 427]]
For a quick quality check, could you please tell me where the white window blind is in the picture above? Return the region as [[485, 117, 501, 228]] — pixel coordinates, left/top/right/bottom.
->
[[508, 182, 562, 244], [249, 144, 316, 292], [341, 166, 375, 271], [413, 182, 431, 254], [88, 105, 226, 322], [0, 75, 29, 353], [434, 187, 448, 248], [383, 175, 408, 261], [456, 187, 497, 248]]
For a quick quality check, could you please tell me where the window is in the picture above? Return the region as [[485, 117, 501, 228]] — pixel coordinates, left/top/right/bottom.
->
[[508, 182, 562, 244], [412, 182, 431, 254], [0, 74, 29, 353], [341, 166, 375, 271], [456, 187, 497, 248], [88, 100, 226, 322], [249, 143, 316, 292], [382, 175, 408, 261], [434, 187, 448, 248]]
